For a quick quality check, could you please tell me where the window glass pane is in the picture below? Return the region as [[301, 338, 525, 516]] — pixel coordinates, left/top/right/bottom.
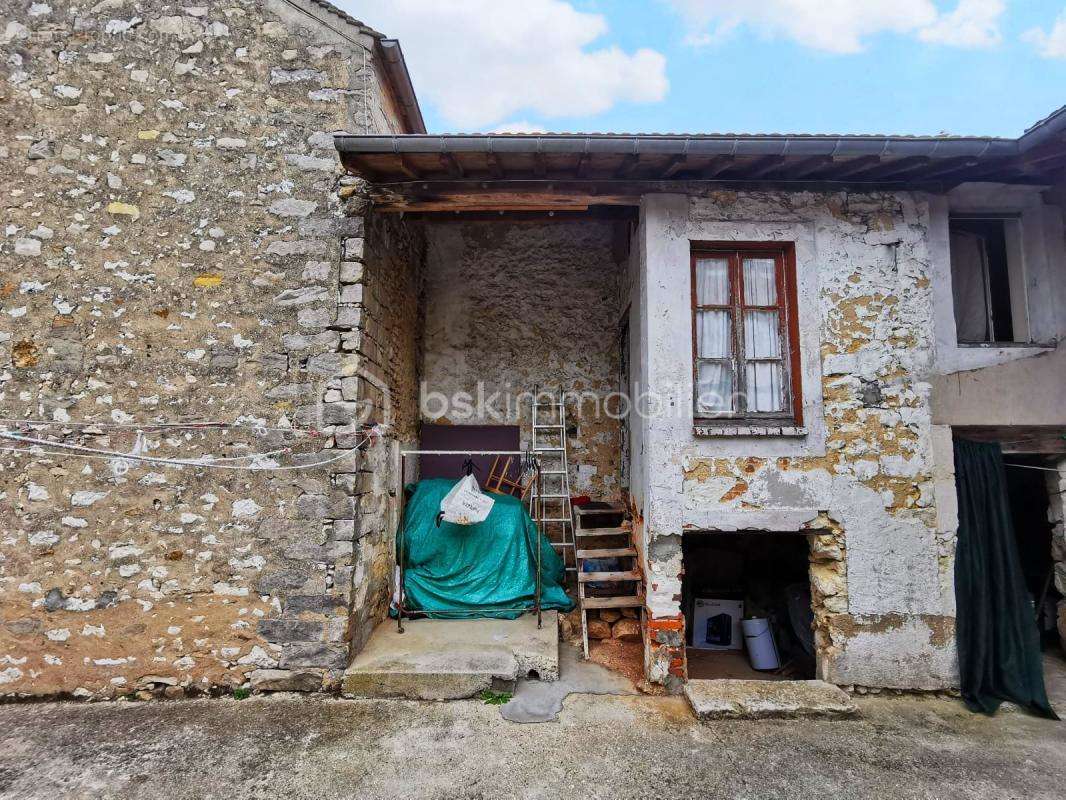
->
[[743, 258, 776, 306], [695, 258, 729, 305], [697, 310, 731, 359], [697, 362, 734, 413], [744, 310, 781, 359], [744, 362, 784, 412]]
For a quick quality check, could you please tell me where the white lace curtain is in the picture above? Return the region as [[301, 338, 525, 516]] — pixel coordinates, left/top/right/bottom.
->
[[695, 257, 785, 414]]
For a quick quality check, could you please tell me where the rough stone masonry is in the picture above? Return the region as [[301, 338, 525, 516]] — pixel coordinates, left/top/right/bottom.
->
[[0, 0, 420, 699]]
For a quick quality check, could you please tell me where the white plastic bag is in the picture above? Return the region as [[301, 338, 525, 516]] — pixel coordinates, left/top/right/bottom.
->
[[438, 474, 495, 525]]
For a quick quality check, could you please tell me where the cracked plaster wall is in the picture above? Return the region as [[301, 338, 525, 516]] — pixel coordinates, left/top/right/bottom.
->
[[637, 191, 957, 690], [0, 0, 408, 698]]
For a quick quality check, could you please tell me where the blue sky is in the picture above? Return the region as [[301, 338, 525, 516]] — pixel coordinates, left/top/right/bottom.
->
[[347, 1, 1066, 138]]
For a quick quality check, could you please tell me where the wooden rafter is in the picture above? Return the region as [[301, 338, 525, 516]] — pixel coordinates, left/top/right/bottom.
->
[[533, 151, 547, 179], [699, 156, 736, 179], [615, 153, 641, 178], [747, 155, 787, 178], [919, 157, 983, 180], [787, 155, 834, 179], [486, 152, 505, 180], [661, 154, 689, 178], [395, 154, 420, 180], [439, 152, 464, 178], [824, 155, 884, 179]]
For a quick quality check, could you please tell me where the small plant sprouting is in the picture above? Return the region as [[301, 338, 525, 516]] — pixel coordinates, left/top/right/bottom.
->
[[479, 689, 512, 705]]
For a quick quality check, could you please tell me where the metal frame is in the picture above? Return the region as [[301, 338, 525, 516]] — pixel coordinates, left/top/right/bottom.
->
[[394, 449, 544, 633]]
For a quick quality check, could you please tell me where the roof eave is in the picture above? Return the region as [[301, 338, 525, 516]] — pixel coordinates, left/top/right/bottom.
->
[[376, 39, 427, 135]]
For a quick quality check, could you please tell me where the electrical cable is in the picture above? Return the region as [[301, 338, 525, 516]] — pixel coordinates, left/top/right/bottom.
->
[[0, 426, 384, 472]]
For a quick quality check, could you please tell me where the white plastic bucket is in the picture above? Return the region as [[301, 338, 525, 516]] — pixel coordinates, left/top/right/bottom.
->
[[742, 617, 780, 671]]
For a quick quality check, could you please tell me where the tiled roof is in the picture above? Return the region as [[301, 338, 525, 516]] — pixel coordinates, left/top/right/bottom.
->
[[305, 0, 384, 38]]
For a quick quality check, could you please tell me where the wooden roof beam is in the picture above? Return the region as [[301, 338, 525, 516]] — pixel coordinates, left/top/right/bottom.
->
[[395, 154, 420, 180], [615, 153, 640, 178], [822, 155, 883, 179], [486, 151, 505, 179], [661, 154, 690, 178], [918, 157, 982, 180], [533, 151, 547, 178], [786, 155, 834, 179], [842, 156, 936, 181], [747, 155, 787, 178], [575, 150, 591, 179], [699, 155, 736, 179], [439, 152, 464, 178]]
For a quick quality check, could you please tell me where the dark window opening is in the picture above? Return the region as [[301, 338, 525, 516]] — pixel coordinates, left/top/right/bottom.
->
[[949, 218, 1016, 343], [681, 531, 816, 681]]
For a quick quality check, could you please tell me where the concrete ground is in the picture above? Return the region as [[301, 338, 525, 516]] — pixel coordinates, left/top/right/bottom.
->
[[1, 653, 1064, 800]]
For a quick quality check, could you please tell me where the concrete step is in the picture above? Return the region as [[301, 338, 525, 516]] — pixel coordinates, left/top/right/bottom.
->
[[684, 679, 858, 721], [342, 613, 559, 701]]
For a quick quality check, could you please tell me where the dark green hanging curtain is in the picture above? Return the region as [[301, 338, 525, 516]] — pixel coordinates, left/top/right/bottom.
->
[[953, 438, 1057, 718]]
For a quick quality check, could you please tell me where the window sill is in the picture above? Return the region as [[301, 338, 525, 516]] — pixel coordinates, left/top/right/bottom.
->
[[957, 341, 1057, 349], [693, 424, 808, 438]]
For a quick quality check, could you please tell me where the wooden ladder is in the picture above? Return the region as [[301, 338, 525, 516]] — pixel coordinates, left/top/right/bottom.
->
[[573, 504, 644, 658]]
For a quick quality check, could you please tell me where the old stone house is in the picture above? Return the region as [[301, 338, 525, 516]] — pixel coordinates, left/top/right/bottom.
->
[[2, 1, 1065, 700]]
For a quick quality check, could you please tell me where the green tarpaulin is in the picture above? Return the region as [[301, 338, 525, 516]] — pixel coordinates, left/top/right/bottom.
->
[[397, 478, 574, 619], [953, 438, 1057, 718]]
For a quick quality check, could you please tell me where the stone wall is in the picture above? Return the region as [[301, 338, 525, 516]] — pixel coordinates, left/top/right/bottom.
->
[[0, 0, 407, 698], [341, 208, 424, 655], [637, 191, 957, 690], [1050, 460, 1066, 646], [420, 220, 625, 498]]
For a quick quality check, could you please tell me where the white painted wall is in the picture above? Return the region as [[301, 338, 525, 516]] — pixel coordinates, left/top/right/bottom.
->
[[636, 190, 957, 689], [926, 183, 1066, 374]]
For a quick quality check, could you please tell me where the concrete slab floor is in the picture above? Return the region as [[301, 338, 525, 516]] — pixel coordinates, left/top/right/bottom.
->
[[342, 612, 559, 700], [1, 687, 1064, 800]]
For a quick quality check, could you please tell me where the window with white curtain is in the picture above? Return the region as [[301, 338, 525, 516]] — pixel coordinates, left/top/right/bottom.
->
[[692, 245, 800, 423]]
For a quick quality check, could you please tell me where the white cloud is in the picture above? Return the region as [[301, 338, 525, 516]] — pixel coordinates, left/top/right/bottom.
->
[[667, 0, 1004, 53], [919, 0, 1004, 48], [347, 0, 668, 131], [491, 121, 549, 134], [1023, 11, 1066, 59], [667, 0, 938, 53]]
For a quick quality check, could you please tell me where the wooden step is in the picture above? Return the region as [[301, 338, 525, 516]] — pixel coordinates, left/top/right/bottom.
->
[[578, 570, 642, 583], [574, 505, 626, 516], [581, 595, 645, 609], [576, 547, 637, 558], [575, 526, 630, 537]]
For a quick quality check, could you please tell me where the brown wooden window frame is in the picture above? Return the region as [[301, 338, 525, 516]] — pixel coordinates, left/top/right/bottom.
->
[[690, 242, 804, 426]]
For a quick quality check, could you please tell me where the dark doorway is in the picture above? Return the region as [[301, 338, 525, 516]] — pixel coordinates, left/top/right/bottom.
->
[[1005, 456, 1060, 648], [681, 531, 815, 681]]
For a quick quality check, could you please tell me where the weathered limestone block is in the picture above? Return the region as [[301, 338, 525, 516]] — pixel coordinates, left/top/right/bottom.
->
[[257, 618, 325, 643], [249, 668, 323, 693], [280, 642, 348, 670]]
